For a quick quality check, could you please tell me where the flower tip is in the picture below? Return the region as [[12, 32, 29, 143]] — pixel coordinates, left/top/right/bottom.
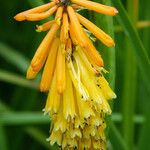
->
[[14, 14, 25, 21], [57, 85, 65, 94], [26, 66, 37, 79], [108, 41, 115, 47], [40, 84, 49, 92], [114, 8, 119, 15], [98, 58, 104, 67], [36, 25, 43, 32], [112, 93, 117, 99]]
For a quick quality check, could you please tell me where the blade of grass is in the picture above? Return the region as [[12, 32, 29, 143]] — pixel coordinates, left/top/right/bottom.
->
[[112, 0, 150, 95], [0, 125, 8, 150], [115, 21, 150, 33], [112, 113, 144, 124], [0, 69, 38, 90], [0, 100, 51, 149], [0, 112, 50, 125], [138, 0, 150, 149], [0, 42, 29, 73], [25, 127, 51, 150], [0, 111, 144, 125], [138, 100, 150, 149], [122, 0, 138, 149], [109, 122, 129, 150]]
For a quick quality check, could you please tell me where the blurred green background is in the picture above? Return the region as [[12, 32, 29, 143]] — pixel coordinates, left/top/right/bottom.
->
[[0, 0, 150, 150]]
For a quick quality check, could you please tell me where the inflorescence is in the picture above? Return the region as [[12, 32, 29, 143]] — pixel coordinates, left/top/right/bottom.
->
[[14, 0, 117, 149]]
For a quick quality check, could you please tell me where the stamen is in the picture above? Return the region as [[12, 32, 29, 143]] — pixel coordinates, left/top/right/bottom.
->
[[40, 38, 60, 92], [77, 13, 115, 47], [71, 0, 118, 16], [14, 2, 56, 21]]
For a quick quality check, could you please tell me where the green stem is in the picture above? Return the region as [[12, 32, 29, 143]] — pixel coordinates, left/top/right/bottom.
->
[[0, 125, 8, 150], [109, 122, 129, 150], [122, 0, 138, 149]]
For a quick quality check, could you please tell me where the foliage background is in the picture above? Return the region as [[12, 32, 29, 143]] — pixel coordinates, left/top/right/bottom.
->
[[0, 0, 150, 149]]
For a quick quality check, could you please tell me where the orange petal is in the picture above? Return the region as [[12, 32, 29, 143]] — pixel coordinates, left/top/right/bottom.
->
[[71, 0, 118, 16], [14, 2, 56, 21], [40, 38, 60, 92], [77, 13, 115, 47]]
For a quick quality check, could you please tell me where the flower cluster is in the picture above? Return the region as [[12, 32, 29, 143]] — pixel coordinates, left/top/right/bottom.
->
[[14, 0, 117, 149]]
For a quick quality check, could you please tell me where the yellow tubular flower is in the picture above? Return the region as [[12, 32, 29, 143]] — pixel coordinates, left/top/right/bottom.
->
[[63, 68, 76, 119], [14, 0, 118, 149], [56, 44, 66, 94], [76, 46, 98, 75], [67, 57, 89, 101], [74, 51, 105, 104], [44, 71, 60, 114], [97, 75, 117, 100]]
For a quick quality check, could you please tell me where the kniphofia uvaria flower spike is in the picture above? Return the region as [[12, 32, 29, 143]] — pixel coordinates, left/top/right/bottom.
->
[[14, 0, 117, 149]]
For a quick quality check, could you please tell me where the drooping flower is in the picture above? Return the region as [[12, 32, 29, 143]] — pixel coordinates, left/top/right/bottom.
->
[[14, 0, 117, 149]]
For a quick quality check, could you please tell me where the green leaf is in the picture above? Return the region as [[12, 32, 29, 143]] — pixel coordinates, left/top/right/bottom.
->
[[0, 112, 50, 125], [0, 42, 29, 73], [112, 0, 150, 95]]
